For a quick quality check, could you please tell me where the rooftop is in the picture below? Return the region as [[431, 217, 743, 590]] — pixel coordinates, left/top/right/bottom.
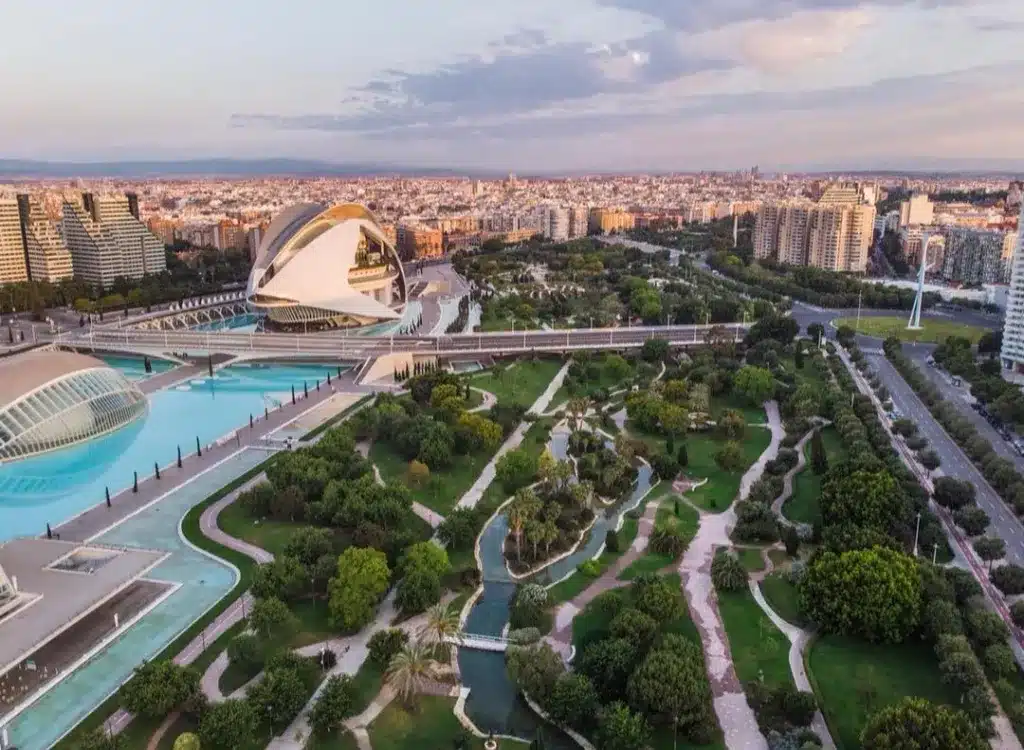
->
[[0, 351, 110, 407], [0, 538, 167, 678]]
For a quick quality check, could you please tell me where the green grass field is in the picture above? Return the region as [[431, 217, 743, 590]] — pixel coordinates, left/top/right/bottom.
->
[[759, 573, 807, 628], [371, 441, 493, 515], [367, 695, 526, 749], [717, 589, 793, 689], [807, 636, 963, 749], [834, 316, 988, 345], [785, 426, 845, 525], [737, 548, 766, 573], [618, 490, 699, 580], [471, 358, 564, 409], [684, 428, 772, 513]]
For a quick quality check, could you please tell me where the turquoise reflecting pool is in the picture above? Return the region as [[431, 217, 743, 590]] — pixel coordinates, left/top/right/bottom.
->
[[0, 361, 346, 542]]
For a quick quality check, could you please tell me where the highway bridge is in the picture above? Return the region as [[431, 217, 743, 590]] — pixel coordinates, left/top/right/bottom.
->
[[54, 323, 748, 361]]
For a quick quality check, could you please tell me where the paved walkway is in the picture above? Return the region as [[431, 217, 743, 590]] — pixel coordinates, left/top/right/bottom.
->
[[456, 361, 570, 510], [677, 400, 783, 750], [548, 495, 663, 650], [468, 386, 496, 413], [747, 551, 836, 750], [137, 364, 206, 394]]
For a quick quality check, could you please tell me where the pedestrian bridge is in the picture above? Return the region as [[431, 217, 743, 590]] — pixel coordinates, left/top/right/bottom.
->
[[445, 632, 510, 652], [53, 323, 748, 361]]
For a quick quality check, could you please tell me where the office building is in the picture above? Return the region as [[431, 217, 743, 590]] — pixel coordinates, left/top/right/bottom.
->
[[16, 195, 73, 283], [1000, 204, 1024, 376], [62, 193, 166, 288], [0, 197, 29, 285], [900, 193, 934, 227], [941, 228, 1008, 285]]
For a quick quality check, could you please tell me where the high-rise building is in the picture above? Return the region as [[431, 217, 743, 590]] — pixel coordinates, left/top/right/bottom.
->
[[539, 206, 570, 241], [16, 194, 73, 283], [569, 206, 590, 238], [1000, 204, 1024, 376], [247, 226, 264, 262], [900, 228, 945, 272], [589, 208, 635, 235], [941, 228, 1008, 285], [754, 200, 874, 272], [899, 193, 934, 227], [61, 192, 166, 288], [396, 223, 443, 260], [0, 197, 29, 285]]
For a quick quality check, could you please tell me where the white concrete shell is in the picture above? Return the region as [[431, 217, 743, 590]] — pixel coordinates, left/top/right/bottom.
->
[[246, 203, 406, 328]]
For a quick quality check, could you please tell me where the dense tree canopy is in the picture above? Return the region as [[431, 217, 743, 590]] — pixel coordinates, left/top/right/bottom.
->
[[860, 697, 987, 750]]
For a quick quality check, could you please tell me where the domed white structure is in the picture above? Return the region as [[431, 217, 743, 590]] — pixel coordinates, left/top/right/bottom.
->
[[0, 351, 147, 462], [246, 203, 407, 330]]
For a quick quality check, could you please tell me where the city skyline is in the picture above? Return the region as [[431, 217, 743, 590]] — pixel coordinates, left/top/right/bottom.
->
[[1, 0, 1023, 172]]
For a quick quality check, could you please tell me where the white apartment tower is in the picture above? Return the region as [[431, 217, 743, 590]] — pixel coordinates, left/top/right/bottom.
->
[[62, 192, 165, 288], [0, 196, 29, 285], [1000, 203, 1024, 376], [900, 193, 934, 227], [540, 206, 570, 242], [16, 194, 73, 283]]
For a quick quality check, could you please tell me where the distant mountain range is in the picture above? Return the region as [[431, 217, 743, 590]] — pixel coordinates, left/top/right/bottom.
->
[[0, 158, 499, 179], [0, 157, 1019, 179]]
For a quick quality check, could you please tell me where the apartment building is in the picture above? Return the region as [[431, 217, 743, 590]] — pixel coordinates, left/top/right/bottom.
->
[[62, 192, 166, 288], [900, 193, 934, 227], [569, 206, 590, 239], [589, 208, 635, 235], [1001, 204, 1024, 376], [0, 197, 29, 285], [942, 227, 1011, 285], [396, 223, 443, 260], [16, 194, 73, 283], [899, 228, 946, 271], [539, 206, 570, 241], [754, 200, 875, 272]]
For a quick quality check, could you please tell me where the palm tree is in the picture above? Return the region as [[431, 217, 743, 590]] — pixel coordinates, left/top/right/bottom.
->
[[566, 397, 590, 431], [508, 488, 540, 562], [385, 639, 441, 709], [420, 602, 461, 651]]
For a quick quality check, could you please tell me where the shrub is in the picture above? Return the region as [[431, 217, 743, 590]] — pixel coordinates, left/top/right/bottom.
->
[[368, 629, 408, 667], [650, 526, 688, 559], [605, 529, 621, 554], [711, 549, 747, 591], [507, 627, 542, 645], [578, 559, 602, 577], [991, 564, 1024, 595]]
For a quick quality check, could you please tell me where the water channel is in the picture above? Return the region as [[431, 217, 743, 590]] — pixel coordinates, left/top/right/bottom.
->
[[457, 420, 654, 745]]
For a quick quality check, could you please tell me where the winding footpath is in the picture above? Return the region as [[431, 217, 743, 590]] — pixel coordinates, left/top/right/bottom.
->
[[677, 400, 784, 750], [770, 423, 825, 523]]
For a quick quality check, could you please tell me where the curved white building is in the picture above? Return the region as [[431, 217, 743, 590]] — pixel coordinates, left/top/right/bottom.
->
[[246, 203, 407, 330], [0, 351, 147, 462]]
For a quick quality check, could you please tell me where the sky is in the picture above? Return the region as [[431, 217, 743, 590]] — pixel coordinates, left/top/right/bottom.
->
[[1, 0, 1023, 172]]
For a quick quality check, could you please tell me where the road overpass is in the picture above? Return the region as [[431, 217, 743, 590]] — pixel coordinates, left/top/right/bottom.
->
[[53, 323, 748, 361]]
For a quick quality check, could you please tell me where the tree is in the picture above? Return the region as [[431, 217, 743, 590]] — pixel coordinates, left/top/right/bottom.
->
[[437, 507, 479, 550], [549, 673, 600, 731], [807, 323, 825, 343], [456, 412, 503, 452], [810, 430, 827, 475], [508, 488, 542, 562], [597, 701, 652, 750], [919, 450, 941, 471], [172, 734, 200, 750], [507, 643, 565, 706], [991, 564, 1024, 595], [328, 547, 391, 632], [711, 550, 748, 591], [120, 660, 201, 720], [633, 574, 681, 623], [860, 697, 987, 750], [932, 477, 976, 511], [953, 507, 989, 537], [984, 643, 1017, 679], [419, 601, 461, 650], [678, 443, 689, 468], [249, 596, 299, 642], [799, 547, 922, 643], [718, 409, 746, 440], [734, 365, 775, 406], [247, 661, 308, 731], [819, 468, 908, 537], [610, 608, 660, 648], [251, 556, 307, 602], [973, 537, 1006, 570], [198, 699, 257, 750], [369, 628, 409, 667], [642, 337, 670, 363], [227, 633, 262, 673], [283, 527, 333, 568], [385, 639, 443, 708], [397, 568, 442, 613], [714, 441, 745, 474], [309, 674, 358, 737], [401, 541, 451, 579], [496, 448, 538, 493], [627, 642, 712, 743]]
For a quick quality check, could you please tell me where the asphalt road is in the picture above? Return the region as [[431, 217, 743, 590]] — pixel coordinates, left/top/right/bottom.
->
[[867, 352, 1024, 565], [908, 350, 1024, 476]]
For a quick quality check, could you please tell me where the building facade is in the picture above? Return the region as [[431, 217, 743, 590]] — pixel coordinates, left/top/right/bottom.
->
[[900, 193, 934, 227], [589, 208, 635, 235], [754, 200, 874, 272], [61, 193, 166, 288], [1001, 204, 1024, 376], [941, 228, 1008, 285], [396, 223, 443, 259], [539, 206, 570, 241], [16, 195, 73, 283], [0, 197, 28, 285]]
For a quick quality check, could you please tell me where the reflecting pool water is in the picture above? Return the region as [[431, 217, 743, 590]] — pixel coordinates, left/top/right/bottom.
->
[[99, 354, 175, 380], [0, 361, 347, 542]]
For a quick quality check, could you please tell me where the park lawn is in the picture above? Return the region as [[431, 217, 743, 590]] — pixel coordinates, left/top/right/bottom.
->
[[785, 426, 845, 525], [368, 695, 526, 750], [737, 548, 766, 573], [717, 590, 793, 689], [759, 573, 807, 627], [472, 358, 564, 409], [834, 316, 987, 345], [546, 515, 640, 603], [371, 440, 492, 515], [618, 488, 696, 581], [350, 658, 386, 715], [477, 417, 556, 513], [218, 499, 312, 558], [683, 428, 772, 513], [306, 730, 362, 750], [711, 392, 767, 425], [808, 635, 962, 750]]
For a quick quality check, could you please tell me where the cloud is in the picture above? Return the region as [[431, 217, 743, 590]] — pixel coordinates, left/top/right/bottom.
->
[[596, 0, 975, 33], [733, 8, 874, 72]]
